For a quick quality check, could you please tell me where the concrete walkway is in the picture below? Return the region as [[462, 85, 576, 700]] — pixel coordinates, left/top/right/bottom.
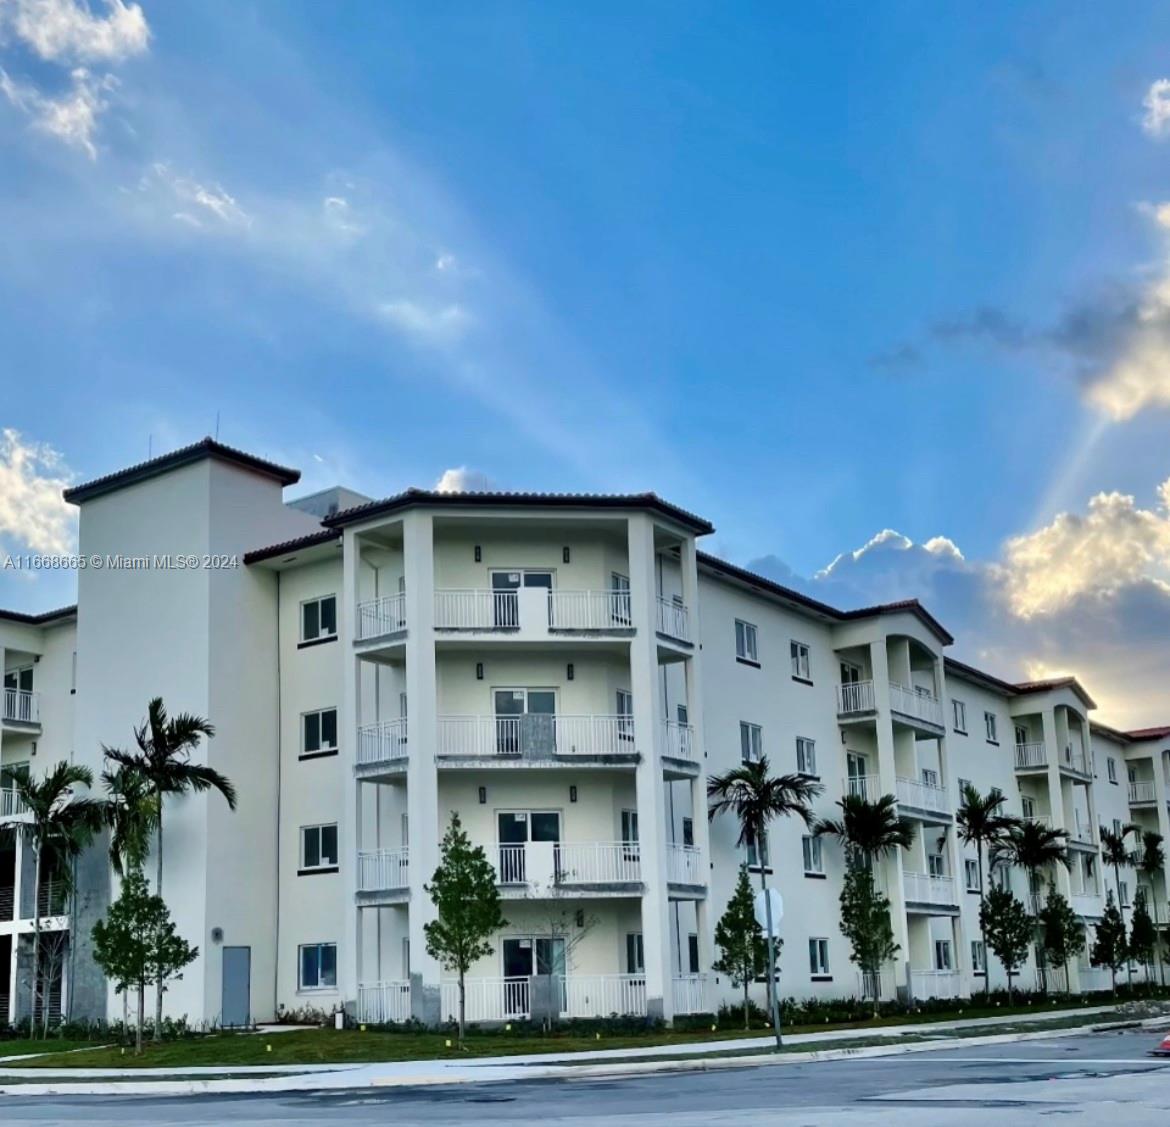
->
[[0, 1004, 1139, 1097]]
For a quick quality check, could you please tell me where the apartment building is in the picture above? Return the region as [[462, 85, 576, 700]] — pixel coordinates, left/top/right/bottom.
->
[[1, 438, 1167, 1027]]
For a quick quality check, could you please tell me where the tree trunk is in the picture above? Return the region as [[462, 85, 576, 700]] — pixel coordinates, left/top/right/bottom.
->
[[1031, 868, 1047, 995], [136, 979, 145, 1055], [757, 834, 782, 1049], [1006, 967, 1014, 1005], [458, 971, 465, 1046], [742, 979, 749, 1030], [1114, 867, 1133, 991], [977, 845, 990, 1000], [29, 845, 42, 1040], [154, 803, 164, 1042]]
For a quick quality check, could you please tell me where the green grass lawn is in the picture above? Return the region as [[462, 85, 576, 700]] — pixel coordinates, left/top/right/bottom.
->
[[7, 998, 1130, 1071], [0, 1040, 112, 1060]]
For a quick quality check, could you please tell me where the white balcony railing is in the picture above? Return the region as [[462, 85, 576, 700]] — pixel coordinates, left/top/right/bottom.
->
[[357, 980, 411, 1024], [888, 683, 944, 727], [441, 976, 531, 1022], [844, 773, 882, 801], [548, 589, 634, 631], [859, 971, 884, 1001], [437, 715, 635, 759], [0, 788, 28, 818], [553, 715, 636, 756], [667, 843, 704, 885], [434, 588, 517, 630], [1069, 818, 1095, 846], [902, 871, 957, 906], [357, 719, 408, 766], [1036, 966, 1068, 993], [895, 775, 949, 814], [438, 974, 650, 1022], [1060, 745, 1090, 775], [836, 680, 876, 716], [909, 970, 962, 1000], [357, 848, 409, 892], [1129, 781, 1157, 804], [1014, 742, 1047, 769], [2, 689, 38, 725], [655, 596, 691, 642], [556, 841, 642, 885], [356, 593, 407, 640], [1071, 893, 1104, 918], [565, 974, 647, 1018], [672, 973, 708, 1015], [1077, 966, 1113, 993], [1023, 814, 1051, 828], [662, 719, 696, 760]]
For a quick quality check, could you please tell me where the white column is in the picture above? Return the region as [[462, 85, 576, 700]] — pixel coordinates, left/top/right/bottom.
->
[[340, 529, 363, 1007], [627, 513, 673, 1023], [935, 656, 969, 993], [1152, 750, 1170, 908]]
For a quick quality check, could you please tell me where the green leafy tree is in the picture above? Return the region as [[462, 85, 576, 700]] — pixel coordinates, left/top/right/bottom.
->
[[1090, 891, 1129, 996], [956, 784, 1015, 998], [12, 762, 106, 1038], [1129, 888, 1157, 987], [815, 793, 916, 867], [1038, 881, 1084, 991], [1136, 831, 1166, 987], [708, 757, 822, 1045], [1098, 823, 1136, 989], [980, 884, 1033, 1001], [102, 764, 159, 877], [713, 864, 768, 1029], [91, 868, 198, 1054], [424, 813, 508, 1044], [839, 866, 899, 1017], [104, 698, 231, 1038], [1001, 819, 1069, 991]]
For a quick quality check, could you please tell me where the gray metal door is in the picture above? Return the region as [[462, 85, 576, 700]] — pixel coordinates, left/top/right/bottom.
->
[[221, 946, 250, 1027]]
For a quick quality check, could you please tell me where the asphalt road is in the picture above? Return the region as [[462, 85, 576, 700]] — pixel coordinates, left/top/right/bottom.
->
[[3, 1029, 1169, 1126]]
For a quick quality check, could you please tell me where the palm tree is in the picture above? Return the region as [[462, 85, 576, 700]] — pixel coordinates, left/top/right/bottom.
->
[[102, 763, 159, 877], [814, 792, 916, 867], [956, 784, 1015, 998], [1002, 819, 1069, 992], [1099, 823, 1137, 990], [1136, 830, 1166, 987], [12, 762, 106, 1038], [104, 697, 232, 1039], [708, 757, 822, 1045]]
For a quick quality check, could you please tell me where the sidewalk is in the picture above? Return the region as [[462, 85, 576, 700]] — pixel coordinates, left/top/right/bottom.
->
[[0, 1005, 1139, 1097]]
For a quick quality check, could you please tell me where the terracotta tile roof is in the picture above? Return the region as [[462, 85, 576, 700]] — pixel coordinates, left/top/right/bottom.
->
[[243, 528, 342, 564]]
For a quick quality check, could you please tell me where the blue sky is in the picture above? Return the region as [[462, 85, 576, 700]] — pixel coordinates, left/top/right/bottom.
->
[[2, 1, 1170, 724]]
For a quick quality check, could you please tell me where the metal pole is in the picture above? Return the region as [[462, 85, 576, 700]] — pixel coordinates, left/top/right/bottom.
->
[[760, 827, 782, 1049]]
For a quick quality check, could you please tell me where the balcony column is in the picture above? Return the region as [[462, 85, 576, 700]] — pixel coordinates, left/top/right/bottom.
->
[[340, 529, 364, 1008], [934, 656, 968, 993], [1150, 751, 1170, 908], [627, 513, 674, 1023], [1038, 707, 1074, 899]]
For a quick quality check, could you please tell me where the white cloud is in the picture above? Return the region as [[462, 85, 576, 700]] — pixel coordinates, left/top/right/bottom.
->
[[434, 466, 493, 493], [1, 0, 149, 63], [377, 299, 469, 342], [139, 162, 251, 230], [0, 64, 113, 158], [1142, 78, 1170, 138], [0, 428, 76, 555]]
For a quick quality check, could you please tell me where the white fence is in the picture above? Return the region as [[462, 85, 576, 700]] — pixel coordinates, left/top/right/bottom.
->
[[357, 980, 411, 1024], [437, 715, 634, 758], [548, 589, 633, 630], [655, 596, 691, 642], [844, 773, 881, 800], [0, 788, 28, 818], [441, 977, 531, 1022], [1, 689, 38, 724], [836, 680, 876, 716], [667, 843, 704, 885], [672, 974, 708, 1014], [1036, 966, 1069, 993], [556, 841, 642, 884], [902, 871, 957, 906], [909, 970, 962, 999], [356, 593, 407, 640], [1077, 966, 1114, 993], [434, 588, 516, 629], [553, 715, 635, 755], [357, 719, 408, 765], [662, 719, 696, 760], [1129, 781, 1157, 804], [895, 775, 949, 814], [1014, 742, 1047, 768], [858, 971, 884, 1001], [888, 683, 944, 727], [1071, 893, 1103, 918], [357, 848, 409, 892], [566, 974, 647, 1018]]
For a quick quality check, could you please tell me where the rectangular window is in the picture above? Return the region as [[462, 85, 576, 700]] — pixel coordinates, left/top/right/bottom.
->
[[746, 830, 769, 868], [1107, 757, 1118, 784], [952, 699, 967, 733], [790, 641, 811, 681], [802, 835, 824, 875], [992, 867, 1010, 891], [682, 816, 694, 848], [971, 940, 986, 973], [687, 934, 700, 974], [300, 824, 339, 871], [299, 942, 337, 990], [934, 939, 953, 971], [808, 938, 830, 977], [616, 689, 634, 740], [984, 711, 998, 744], [735, 619, 759, 663], [965, 859, 980, 892], [1021, 795, 1035, 819], [920, 766, 940, 788], [1120, 880, 1129, 908], [300, 595, 338, 643], [928, 854, 946, 878], [1113, 818, 1123, 838], [957, 776, 971, 794], [625, 932, 644, 974], [302, 708, 338, 756], [740, 721, 763, 763], [796, 737, 817, 777]]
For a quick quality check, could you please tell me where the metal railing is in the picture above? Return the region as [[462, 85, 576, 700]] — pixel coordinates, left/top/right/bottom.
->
[[1060, 745, 1090, 775], [902, 871, 957, 906], [888, 682, 944, 727], [1014, 742, 1047, 769], [357, 848, 409, 892], [437, 715, 635, 758], [661, 719, 695, 760], [356, 593, 407, 640], [836, 680, 876, 716], [357, 980, 411, 1024], [655, 596, 690, 642], [671, 973, 708, 1015], [434, 589, 517, 629], [441, 977, 531, 1022], [1071, 893, 1103, 918], [0, 788, 28, 818], [844, 773, 881, 800], [0, 885, 13, 921], [548, 589, 634, 630], [1128, 781, 1157, 804], [859, 971, 884, 1001], [356, 719, 408, 765], [1, 689, 38, 724], [895, 775, 949, 814], [909, 970, 962, 999], [566, 974, 647, 1018], [556, 841, 642, 884], [667, 843, 704, 885]]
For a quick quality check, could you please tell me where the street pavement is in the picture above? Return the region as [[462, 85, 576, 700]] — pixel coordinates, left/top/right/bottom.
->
[[2, 1028, 1168, 1125]]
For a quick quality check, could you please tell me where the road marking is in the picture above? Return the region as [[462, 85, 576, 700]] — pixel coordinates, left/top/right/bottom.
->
[[892, 1057, 1170, 1065]]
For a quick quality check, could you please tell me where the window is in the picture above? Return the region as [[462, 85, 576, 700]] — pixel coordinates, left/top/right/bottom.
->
[[740, 721, 763, 763], [299, 942, 337, 990], [735, 620, 759, 664], [625, 932, 644, 974], [682, 817, 694, 848], [1014, 724, 1028, 747], [802, 835, 824, 875], [790, 641, 811, 681], [302, 708, 338, 757], [300, 824, 338, 872], [687, 934, 700, 974], [1113, 818, 1123, 838], [1107, 757, 1118, 784], [1120, 880, 1130, 908], [952, 699, 967, 733], [616, 689, 634, 740], [300, 595, 337, 643], [992, 866, 1010, 891], [920, 766, 939, 788], [934, 939, 953, 972], [1021, 795, 1035, 819], [746, 830, 769, 868], [957, 776, 971, 794], [796, 737, 817, 777], [971, 940, 986, 974], [808, 938, 830, 977], [965, 859, 980, 892], [928, 853, 946, 878], [984, 711, 998, 744]]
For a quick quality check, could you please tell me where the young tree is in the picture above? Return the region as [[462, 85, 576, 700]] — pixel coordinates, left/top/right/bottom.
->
[[424, 813, 507, 1044], [104, 698, 231, 1038], [815, 793, 916, 868], [839, 866, 899, 1018], [713, 864, 768, 1029], [1038, 882, 1085, 992], [980, 885, 1033, 1001], [1001, 820, 1069, 992], [1136, 831, 1166, 987], [708, 756, 822, 1046], [1098, 824, 1136, 990], [91, 867, 198, 1054], [1090, 891, 1129, 997], [1129, 888, 1157, 988]]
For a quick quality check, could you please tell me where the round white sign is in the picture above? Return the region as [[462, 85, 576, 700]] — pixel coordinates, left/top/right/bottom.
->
[[753, 888, 784, 937]]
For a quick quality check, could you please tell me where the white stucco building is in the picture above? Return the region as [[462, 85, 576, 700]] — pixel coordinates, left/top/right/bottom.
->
[[1, 438, 1167, 1027]]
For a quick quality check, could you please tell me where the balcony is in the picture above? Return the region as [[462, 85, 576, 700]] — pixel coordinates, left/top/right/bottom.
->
[[436, 715, 638, 764], [1014, 742, 1047, 770], [836, 680, 876, 717], [909, 970, 962, 1000], [1, 689, 39, 726], [655, 596, 691, 643], [494, 840, 642, 893], [357, 848, 409, 898], [895, 775, 950, 817], [434, 973, 649, 1023], [356, 719, 408, 772], [671, 973, 708, 1015], [356, 593, 407, 641], [667, 842, 704, 889], [844, 773, 882, 800], [433, 588, 636, 636], [0, 788, 28, 820], [1071, 893, 1103, 918], [1068, 819, 1096, 848], [1129, 781, 1158, 806], [888, 683, 944, 730], [902, 871, 958, 909], [1058, 745, 1091, 777], [661, 719, 696, 762], [357, 980, 411, 1024]]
